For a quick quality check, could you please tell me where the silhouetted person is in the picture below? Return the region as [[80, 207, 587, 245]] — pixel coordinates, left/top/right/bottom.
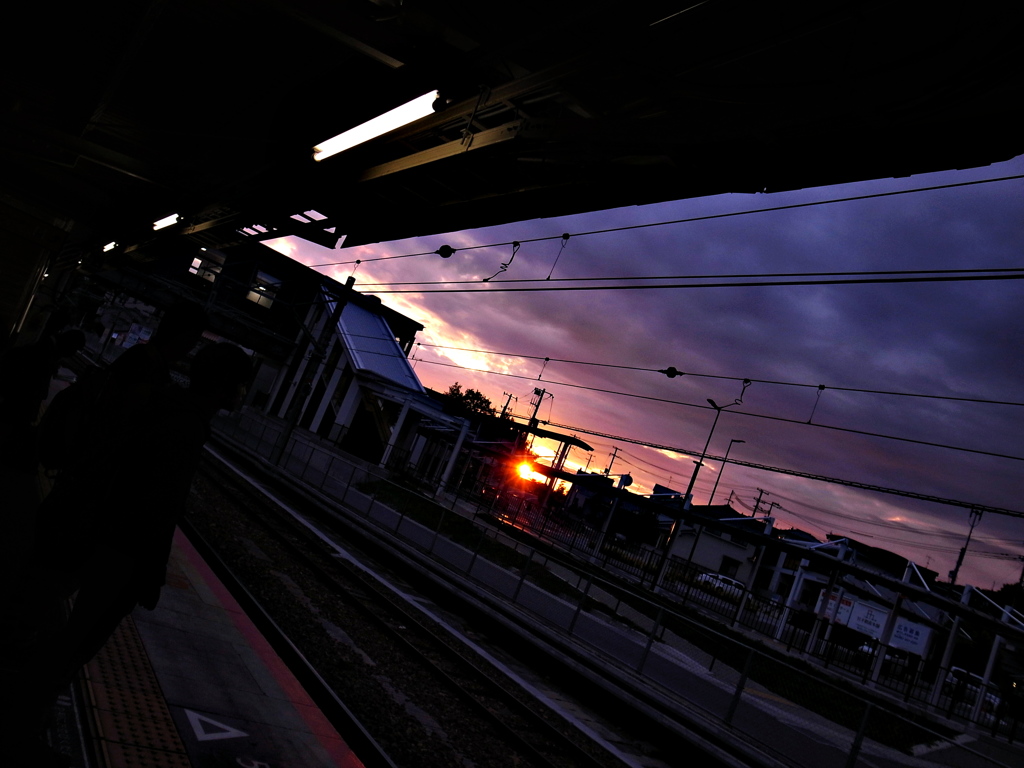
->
[[0, 329, 85, 471], [8, 343, 251, 766], [38, 302, 208, 475], [14, 304, 207, 639], [101, 302, 208, 414]]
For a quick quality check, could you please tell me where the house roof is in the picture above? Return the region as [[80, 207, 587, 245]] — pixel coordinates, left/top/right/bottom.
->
[[776, 528, 823, 545]]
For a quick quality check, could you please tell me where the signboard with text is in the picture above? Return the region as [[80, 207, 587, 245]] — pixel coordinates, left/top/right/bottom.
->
[[817, 590, 932, 657]]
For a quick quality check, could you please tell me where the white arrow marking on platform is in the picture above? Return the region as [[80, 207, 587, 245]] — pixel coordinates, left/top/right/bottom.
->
[[185, 709, 249, 741]]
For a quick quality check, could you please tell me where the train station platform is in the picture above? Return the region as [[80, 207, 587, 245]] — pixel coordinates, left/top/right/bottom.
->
[[1, 367, 368, 766], [13, 525, 366, 767]]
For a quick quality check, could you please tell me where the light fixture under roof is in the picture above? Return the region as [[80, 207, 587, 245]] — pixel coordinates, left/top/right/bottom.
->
[[313, 91, 439, 162], [153, 213, 180, 230]]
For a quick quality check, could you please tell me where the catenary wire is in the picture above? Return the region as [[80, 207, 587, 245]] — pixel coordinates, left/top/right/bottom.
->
[[366, 272, 1024, 293], [412, 353, 1024, 464], [409, 355, 1024, 462], [302, 173, 1024, 267], [349, 342, 1024, 465], [410, 341, 1023, 408], [348, 267, 1024, 288], [750, 492, 1014, 539], [719, 496, 1022, 558]]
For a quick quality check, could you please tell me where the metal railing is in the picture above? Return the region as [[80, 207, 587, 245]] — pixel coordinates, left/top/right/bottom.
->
[[210, 410, 1021, 764]]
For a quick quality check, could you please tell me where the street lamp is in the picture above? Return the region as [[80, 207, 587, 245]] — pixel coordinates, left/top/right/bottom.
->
[[681, 399, 736, 508], [710, 438, 746, 505], [653, 397, 740, 587]]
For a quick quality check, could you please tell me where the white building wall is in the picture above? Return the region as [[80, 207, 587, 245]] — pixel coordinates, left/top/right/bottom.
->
[[672, 527, 756, 583]]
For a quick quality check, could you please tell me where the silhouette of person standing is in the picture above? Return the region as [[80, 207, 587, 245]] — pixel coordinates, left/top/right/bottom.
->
[[43, 342, 252, 673], [31, 303, 209, 565], [39, 302, 208, 476], [0, 329, 85, 471], [100, 302, 208, 419], [9, 342, 251, 767]]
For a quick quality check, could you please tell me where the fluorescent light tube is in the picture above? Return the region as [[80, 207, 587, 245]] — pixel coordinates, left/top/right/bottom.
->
[[313, 91, 439, 162], [153, 213, 180, 230]]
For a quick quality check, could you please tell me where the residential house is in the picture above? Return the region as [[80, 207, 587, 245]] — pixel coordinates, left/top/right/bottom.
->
[[665, 503, 767, 585]]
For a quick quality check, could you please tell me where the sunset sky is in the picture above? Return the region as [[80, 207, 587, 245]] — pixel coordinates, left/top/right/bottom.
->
[[268, 154, 1024, 591]]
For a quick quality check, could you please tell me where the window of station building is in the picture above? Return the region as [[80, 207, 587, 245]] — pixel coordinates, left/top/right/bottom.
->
[[247, 271, 281, 308], [188, 251, 225, 283]]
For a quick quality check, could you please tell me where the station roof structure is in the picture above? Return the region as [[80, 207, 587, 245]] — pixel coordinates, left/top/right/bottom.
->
[[3, 1, 1023, 334], [334, 298, 425, 392]]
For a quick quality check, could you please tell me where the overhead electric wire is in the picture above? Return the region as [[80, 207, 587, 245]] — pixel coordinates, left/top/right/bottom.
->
[[302, 172, 1024, 268], [340, 338, 1023, 465], [844, 530, 1020, 560], [411, 354, 1024, 462], [367, 271, 1024, 293], [762, 509, 1022, 559], [756, 492, 1015, 540], [726, 497, 1021, 562], [614, 447, 686, 477], [606, 454, 675, 484], [347, 267, 1024, 289], [412, 340, 1023, 408], [532, 416, 1021, 516]]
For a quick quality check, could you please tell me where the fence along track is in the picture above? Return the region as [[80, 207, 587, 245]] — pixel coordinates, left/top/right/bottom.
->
[[189, 451, 630, 768], [207, 418, 1022, 768]]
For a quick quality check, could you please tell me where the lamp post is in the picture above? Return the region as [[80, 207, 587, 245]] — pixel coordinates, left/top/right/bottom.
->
[[653, 397, 738, 587], [710, 438, 745, 505], [681, 399, 735, 507]]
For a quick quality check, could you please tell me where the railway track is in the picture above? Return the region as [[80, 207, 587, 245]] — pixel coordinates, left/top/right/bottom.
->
[[186, 446, 638, 768]]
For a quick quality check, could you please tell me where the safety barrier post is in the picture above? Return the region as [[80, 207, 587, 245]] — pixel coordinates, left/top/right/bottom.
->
[[429, 508, 448, 554], [846, 703, 872, 768], [637, 606, 664, 674], [467, 527, 488, 580], [512, 549, 535, 603], [568, 578, 593, 636], [725, 649, 755, 725]]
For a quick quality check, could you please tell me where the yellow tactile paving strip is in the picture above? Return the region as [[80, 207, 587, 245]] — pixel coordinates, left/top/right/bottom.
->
[[83, 614, 193, 768]]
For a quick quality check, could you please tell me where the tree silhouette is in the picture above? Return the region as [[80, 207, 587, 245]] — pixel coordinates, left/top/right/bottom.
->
[[444, 382, 495, 416]]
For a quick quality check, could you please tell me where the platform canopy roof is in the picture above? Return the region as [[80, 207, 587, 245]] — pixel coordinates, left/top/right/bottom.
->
[[333, 296, 425, 392], [3, 2, 1023, 332]]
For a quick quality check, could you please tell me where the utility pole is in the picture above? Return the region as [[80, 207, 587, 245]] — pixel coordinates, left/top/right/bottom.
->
[[523, 387, 548, 451], [605, 447, 619, 475], [710, 438, 745, 504], [949, 508, 983, 586], [753, 488, 770, 516], [528, 387, 547, 429], [499, 392, 516, 419]]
